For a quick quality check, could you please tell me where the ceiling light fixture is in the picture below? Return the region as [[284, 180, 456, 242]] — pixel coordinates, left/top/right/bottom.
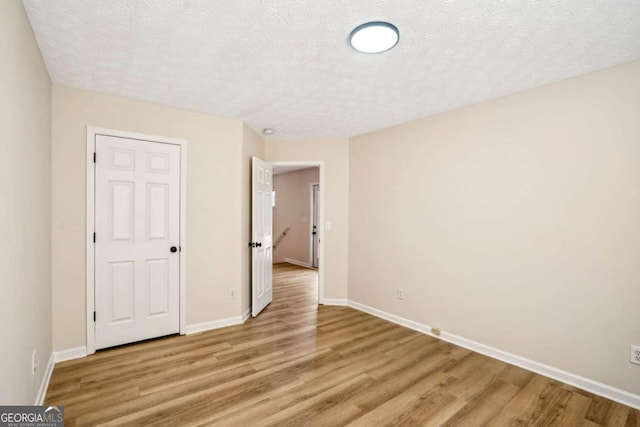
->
[[262, 128, 275, 135], [349, 21, 399, 54]]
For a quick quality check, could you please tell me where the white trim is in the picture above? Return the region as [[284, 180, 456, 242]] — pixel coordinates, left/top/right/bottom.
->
[[54, 346, 88, 363], [35, 353, 55, 405], [179, 133, 188, 336], [348, 301, 434, 336], [440, 331, 640, 410], [86, 127, 95, 354], [185, 314, 247, 335], [241, 309, 251, 323], [86, 126, 188, 354], [284, 258, 311, 268], [271, 161, 325, 304], [321, 298, 348, 306], [348, 300, 640, 410]]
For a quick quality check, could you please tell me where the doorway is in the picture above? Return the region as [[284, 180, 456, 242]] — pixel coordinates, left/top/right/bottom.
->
[[258, 161, 325, 307]]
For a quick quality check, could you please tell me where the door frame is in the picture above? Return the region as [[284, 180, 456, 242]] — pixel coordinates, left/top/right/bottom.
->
[[271, 161, 325, 303], [309, 182, 319, 269], [86, 126, 188, 355]]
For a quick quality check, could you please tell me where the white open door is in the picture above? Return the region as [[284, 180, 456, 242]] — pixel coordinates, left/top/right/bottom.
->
[[312, 183, 320, 268], [251, 156, 273, 317], [94, 134, 181, 349]]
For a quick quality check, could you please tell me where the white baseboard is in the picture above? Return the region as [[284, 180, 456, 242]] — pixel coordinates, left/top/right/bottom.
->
[[348, 301, 435, 336], [35, 353, 55, 405], [348, 300, 640, 410], [321, 298, 348, 306], [284, 258, 311, 268], [241, 309, 251, 323], [54, 346, 87, 363], [440, 330, 640, 410], [185, 314, 246, 335]]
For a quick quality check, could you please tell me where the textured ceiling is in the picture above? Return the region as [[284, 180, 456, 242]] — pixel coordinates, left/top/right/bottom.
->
[[22, 0, 640, 140]]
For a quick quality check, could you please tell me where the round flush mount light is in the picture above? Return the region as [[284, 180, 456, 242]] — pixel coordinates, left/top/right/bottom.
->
[[262, 128, 275, 135], [349, 21, 399, 54]]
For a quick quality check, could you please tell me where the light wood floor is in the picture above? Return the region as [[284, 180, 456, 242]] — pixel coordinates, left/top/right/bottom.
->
[[47, 263, 639, 426]]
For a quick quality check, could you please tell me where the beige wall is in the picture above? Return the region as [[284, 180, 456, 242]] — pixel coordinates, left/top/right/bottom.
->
[[241, 125, 265, 314], [266, 140, 349, 300], [273, 168, 320, 264], [349, 61, 640, 395], [52, 86, 246, 350], [0, 1, 52, 404]]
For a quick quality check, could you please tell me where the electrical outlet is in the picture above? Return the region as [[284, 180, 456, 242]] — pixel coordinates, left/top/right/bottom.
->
[[631, 345, 640, 365], [32, 350, 37, 374], [397, 288, 404, 300], [431, 328, 441, 336], [229, 288, 237, 299]]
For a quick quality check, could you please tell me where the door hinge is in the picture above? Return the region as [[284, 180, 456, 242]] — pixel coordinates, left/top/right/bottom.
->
[[93, 311, 96, 322], [93, 152, 96, 163], [93, 232, 96, 243]]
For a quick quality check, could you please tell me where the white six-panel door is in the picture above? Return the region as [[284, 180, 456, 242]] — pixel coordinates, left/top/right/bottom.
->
[[251, 157, 273, 317], [95, 134, 181, 349]]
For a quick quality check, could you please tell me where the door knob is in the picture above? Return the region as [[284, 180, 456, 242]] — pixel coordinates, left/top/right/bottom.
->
[[170, 246, 178, 253]]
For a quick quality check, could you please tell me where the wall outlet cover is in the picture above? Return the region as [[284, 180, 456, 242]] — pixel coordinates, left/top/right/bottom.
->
[[631, 345, 640, 365]]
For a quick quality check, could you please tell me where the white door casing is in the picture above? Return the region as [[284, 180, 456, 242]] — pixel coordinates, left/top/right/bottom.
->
[[251, 157, 273, 317], [87, 127, 187, 354]]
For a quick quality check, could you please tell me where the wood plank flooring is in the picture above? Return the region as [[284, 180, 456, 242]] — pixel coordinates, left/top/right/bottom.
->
[[47, 263, 639, 426]]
